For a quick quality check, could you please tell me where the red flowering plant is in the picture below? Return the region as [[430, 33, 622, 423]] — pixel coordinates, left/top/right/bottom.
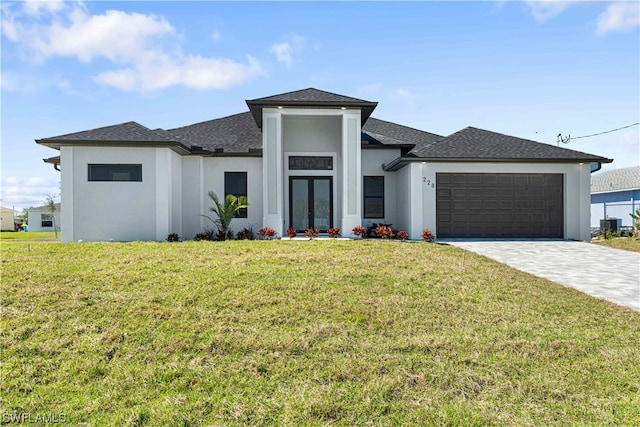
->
[[352, 225, 366, 238], [257, 227, 277, 240], [286, 227, 297, 239], [327, 227, 340, 238], [396, 230, 409, 241], [422, 228, 435, 242], [305, 228, 319, 239], [375, 225, 394, 239]]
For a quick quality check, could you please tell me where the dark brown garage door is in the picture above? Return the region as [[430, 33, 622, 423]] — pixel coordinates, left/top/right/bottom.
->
[[436, 173, 563, 238]]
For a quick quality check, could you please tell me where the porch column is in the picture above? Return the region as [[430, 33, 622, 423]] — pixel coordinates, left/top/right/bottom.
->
[[262, 110, 284, 236], [341, 111, 362, 234]]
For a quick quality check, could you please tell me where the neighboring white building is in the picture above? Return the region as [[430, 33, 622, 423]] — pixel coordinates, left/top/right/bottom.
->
[[591, 166, 640, 229], [27, 203, 61, 232], [37, 88, 612, 242], [1, 206, 15, 231]]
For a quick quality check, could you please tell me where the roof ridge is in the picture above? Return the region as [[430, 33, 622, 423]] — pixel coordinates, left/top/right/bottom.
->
[[167, 111, 251, 131]]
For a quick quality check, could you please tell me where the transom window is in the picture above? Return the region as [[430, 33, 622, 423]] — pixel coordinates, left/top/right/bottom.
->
[[363, 176, 384, 218], [289, 156, 333, 170], [88, 164, 142, 182], [225, 172, 248, 218]]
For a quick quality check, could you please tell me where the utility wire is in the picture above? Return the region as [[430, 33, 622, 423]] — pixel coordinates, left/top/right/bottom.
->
[[571, 122, 639, 140]]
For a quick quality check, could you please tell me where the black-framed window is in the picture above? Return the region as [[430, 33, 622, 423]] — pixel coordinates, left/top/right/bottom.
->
[[41, 214, 53, 227], [364, 176, 384, 218], [289, 156, 333, 170], [224, 172, 248, 218], [88, 164, 142, 182]]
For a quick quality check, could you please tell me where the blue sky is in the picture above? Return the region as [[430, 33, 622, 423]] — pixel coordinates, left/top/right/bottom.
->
[[2, 0, 639, 213]]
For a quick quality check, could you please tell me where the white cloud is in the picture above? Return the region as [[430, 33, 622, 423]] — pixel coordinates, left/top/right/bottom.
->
[[393, 89, 418, 108], [524, 0, 579, 22], [1, 1, 264, 91], [597, 2, 640, 35], [270, 42, 292, 68], [270, 34, 308, 68], [1, 176, 59, 210]]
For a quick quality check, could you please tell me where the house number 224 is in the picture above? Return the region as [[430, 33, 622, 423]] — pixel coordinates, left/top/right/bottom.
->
[[422, 177, 435, 188]]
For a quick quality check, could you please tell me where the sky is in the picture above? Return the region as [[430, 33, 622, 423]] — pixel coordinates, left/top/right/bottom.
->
[[1, 0, 639, 214]]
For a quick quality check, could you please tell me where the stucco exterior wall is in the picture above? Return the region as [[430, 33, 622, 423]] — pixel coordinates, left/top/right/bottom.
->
[[416, 162, 593, 241], [361, 148, 402, 230], [202, 157, 263, 236], [63, 146, 160, 242]]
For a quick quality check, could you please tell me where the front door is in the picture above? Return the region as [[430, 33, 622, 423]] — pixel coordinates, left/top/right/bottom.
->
[[289, 177, 333, 232]]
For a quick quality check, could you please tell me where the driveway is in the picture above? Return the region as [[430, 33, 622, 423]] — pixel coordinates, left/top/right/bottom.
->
[[440, 240, 640, 312]]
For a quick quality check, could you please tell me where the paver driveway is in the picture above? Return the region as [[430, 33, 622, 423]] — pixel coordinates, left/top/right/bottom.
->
[[441, 240, 640, 312]]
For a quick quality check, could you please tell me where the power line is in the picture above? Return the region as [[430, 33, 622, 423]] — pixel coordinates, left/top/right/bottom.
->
[[572, 122, 639, 140], [556, 122, 639, 146]]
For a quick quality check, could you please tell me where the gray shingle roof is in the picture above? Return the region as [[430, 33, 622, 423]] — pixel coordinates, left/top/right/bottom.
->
[[29, 203, 61, 211], [363, 118, 442, 150], [411, 126, 612, 162], [38, 121, 182, 143], [168, 112, 263, 154], [591, 166, 640, 193], [246, 88, 378, 128], [248, 88, 373, 104]]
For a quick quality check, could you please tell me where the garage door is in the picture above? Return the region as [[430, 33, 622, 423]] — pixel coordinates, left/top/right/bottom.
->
[[436, 173, 563, 238]]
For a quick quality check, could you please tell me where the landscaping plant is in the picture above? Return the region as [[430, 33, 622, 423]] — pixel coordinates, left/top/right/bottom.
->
[[286, 227, 297, 239], [327, 227, 340, 238], [396, 230, 409, 241], [422, 228, 436, 242], [305, 228, 319, 239], [375, 225, 394, 239], [351, 225, 366, 238], [202, 191, 249, 239]]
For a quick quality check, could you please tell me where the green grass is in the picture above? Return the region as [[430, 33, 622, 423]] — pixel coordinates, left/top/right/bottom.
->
[[0, 231, 59, 241], [2, 240, 639, 426], [592, 236, 640, 253]]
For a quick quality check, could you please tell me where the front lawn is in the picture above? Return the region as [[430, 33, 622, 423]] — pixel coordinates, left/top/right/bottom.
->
[[2, 240, 639, 425], [0, 231, 59, 241]]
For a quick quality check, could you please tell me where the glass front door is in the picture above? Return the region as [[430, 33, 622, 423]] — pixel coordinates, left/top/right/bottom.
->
[[289, 177, 333, 232]]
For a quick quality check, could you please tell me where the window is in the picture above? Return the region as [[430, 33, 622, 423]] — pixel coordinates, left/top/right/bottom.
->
[[225, 172, 248, 218], [41, 214, 53, 228], [88, 164, 142, 182], [363, 176, 384, 218], [289, 156, 333, 170]]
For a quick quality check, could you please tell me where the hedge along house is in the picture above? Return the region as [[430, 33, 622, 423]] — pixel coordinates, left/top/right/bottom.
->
[[37, 88, 612, 242]]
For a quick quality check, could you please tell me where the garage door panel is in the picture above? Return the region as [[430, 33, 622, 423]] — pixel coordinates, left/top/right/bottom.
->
[[436, 173, 564, 238]]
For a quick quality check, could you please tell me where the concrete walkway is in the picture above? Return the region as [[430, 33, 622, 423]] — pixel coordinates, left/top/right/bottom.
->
[[440, 240, 640, 312]]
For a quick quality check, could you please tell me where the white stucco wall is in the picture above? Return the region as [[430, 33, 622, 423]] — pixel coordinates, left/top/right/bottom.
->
[[201, 157, 263, 236], [413, 162, 592, 241], [361, 148, 402, 230], [63, 146, 164, 242]]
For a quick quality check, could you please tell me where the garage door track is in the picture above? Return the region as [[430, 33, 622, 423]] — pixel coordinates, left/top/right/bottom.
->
[[441, 240, 640, 312]]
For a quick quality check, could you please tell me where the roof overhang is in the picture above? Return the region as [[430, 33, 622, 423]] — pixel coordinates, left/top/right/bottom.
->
[[246, 100, 378, 129], [35, 139, 192, 155], [382, 156, 613, 172]]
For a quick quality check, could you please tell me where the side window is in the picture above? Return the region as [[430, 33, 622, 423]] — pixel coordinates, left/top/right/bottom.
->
[[363, 176, 384, 218], [88, 164, 142, 182], [41, 214, 53, 227], [224, 172, 248, 218]]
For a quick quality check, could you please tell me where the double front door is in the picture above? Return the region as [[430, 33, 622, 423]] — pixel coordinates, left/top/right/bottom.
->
[[289, 177, 333, 232]]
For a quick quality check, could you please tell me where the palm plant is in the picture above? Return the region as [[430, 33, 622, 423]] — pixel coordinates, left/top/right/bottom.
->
[[202, 191, 249, 238]]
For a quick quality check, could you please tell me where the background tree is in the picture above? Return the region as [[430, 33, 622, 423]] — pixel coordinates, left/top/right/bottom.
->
[[202, 191, 249, 239], [45, 195, 59, 239]]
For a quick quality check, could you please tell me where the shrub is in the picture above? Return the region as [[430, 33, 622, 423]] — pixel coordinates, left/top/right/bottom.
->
[[286, 227, 297, 239], [375, 225, 394, 239], [305, 228, 319, 239], [194, 230, 216, 241], [396, 230, 409, 241], [328, 227, 340, 238], [422, 228, 435, 242], [257, 227, 277, 240], [352, 225, 366, 238], [166, 233, 181, 242], [236, 227, 255, 240]]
